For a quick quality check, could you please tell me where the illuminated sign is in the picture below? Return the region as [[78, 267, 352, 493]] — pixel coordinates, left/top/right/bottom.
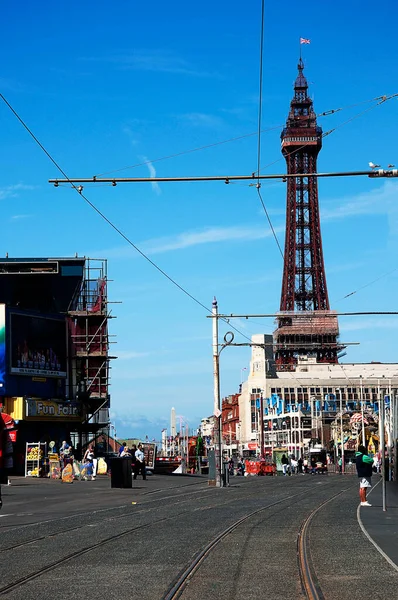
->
[[10, 313, 67, 378], [26, 399, 81, 420]]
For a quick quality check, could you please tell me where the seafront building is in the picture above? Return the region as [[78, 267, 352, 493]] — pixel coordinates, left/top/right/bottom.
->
[[237, 334, 398, 463]]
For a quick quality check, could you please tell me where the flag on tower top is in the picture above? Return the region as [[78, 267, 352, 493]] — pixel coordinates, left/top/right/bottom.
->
[[300, 38, 311, 44]]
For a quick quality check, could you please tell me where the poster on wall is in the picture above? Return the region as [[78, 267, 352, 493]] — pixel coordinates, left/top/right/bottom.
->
[[0, 304, 5, 393], [10, 313, 67, 378]]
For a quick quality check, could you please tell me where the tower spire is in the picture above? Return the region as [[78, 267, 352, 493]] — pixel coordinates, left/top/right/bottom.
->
[[273, 61, 342, 371]]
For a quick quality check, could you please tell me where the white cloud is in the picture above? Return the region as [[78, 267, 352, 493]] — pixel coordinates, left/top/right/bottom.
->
[[322, 181, 398, 234], [178, 113, 224, 128], [0, 184, 36, 201], [81, 50, 219, 78], [139, 155, 161, 195], [143, 224, 281, 255], [10, 214, 32, 221], [90, 223, 283, 260]]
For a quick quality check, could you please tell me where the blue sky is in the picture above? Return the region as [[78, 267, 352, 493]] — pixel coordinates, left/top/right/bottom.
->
[[1, 1, 397, 441]]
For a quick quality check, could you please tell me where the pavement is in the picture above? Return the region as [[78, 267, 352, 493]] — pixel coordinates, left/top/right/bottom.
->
[[358, 477, 398, 569], [0, 473, 397, 600]]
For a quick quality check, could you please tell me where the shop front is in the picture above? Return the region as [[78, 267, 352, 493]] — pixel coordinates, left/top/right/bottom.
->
[[4, 397, 83, 475]]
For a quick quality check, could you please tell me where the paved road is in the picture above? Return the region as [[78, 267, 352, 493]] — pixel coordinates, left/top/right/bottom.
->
[[0, 474, 397, 599]]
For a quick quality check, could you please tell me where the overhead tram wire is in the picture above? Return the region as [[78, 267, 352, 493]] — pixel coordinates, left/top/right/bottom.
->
[[0, 92, 252, 344], [335, 268, 398, 302], [259, 93, 398, 174], [254, 0, 284, 260], [92, 93, 394, 179]]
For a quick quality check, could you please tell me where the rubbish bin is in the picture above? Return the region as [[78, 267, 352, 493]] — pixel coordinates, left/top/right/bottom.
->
[[111, 458, 132, 488]]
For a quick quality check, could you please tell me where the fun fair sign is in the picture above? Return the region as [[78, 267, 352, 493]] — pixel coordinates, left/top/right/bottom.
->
[[25, 399, 81, 420]]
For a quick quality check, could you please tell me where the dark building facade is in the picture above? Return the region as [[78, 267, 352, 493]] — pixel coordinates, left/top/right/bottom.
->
[[0, 257, 114, 470]]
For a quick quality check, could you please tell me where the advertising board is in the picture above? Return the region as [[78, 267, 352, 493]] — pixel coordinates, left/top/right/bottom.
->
[[10, 313, 67, 378], [142, 443, 156, 470], [25, 399, 81, 420], [0, 304, 5, 392]]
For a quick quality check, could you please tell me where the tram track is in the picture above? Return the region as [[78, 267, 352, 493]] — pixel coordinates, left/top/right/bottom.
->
[[0, 478, 349, 598], [297, 487, 349, 600], [162, 483, 351, 600], [0, 483, 212, 552], [0, 479, 209, 534], [0, 482, 317, 596]]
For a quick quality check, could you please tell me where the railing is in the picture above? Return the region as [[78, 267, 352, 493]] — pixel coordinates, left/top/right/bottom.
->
[[327, 463, 357, 475]]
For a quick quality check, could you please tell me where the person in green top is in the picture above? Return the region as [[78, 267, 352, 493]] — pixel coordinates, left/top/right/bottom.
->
[[355, 445, 374, 507]]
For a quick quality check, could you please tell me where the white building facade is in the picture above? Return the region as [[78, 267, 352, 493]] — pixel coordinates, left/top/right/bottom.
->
[[238, 334, 398, 461]]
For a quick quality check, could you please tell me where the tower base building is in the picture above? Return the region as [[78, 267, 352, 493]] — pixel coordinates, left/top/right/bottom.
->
[[238, 335, 398, 473]]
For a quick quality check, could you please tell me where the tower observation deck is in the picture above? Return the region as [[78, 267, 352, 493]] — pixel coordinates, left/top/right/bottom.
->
[[274, 59, 343, 371]]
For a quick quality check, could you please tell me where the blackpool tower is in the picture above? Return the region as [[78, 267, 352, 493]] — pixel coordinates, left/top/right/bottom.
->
[[274, 59, 342, 370]]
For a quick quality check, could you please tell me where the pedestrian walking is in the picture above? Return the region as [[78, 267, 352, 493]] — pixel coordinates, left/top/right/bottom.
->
[[355, 444, 374, 507], [134, 443, 146, 480], [281, 454, 288, 476], [338, 456, 343, 474], [310, 456, 316, 475], [297, 457, 303, 474], [303, 457, 308, 473], [290, 456, 298, 474]]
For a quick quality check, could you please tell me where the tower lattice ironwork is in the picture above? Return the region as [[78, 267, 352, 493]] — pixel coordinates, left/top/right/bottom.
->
[[274, 59, 342, 370]]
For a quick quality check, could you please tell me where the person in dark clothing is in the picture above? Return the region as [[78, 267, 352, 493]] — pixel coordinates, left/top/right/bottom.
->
[[297, 457, 303, 474], [355, 445, 374, 506], [134, 443, 146, 480], [310, 456, 316, 474], [281, 454, 288, 476]]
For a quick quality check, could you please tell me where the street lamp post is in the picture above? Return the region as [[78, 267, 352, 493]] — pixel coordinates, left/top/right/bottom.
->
[[260, 392, 264, 459], [379, 390, 386, 512], [360, 376, 366, 447], [337, 388, 345, 473], [211, 298, 234, 487]]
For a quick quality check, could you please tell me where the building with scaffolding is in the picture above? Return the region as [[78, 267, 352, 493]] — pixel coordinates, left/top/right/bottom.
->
[[68, 258, 115, 447], [0, 256, 115, 468]]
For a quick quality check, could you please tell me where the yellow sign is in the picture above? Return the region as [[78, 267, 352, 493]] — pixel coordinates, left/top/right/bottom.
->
[[32, 377, 47, 382]]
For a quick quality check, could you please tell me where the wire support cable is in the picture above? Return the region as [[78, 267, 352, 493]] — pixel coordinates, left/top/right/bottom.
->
[[92, 93, 395, 179], [259, 93, 397, 174], [0, 93, 252, 343]]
